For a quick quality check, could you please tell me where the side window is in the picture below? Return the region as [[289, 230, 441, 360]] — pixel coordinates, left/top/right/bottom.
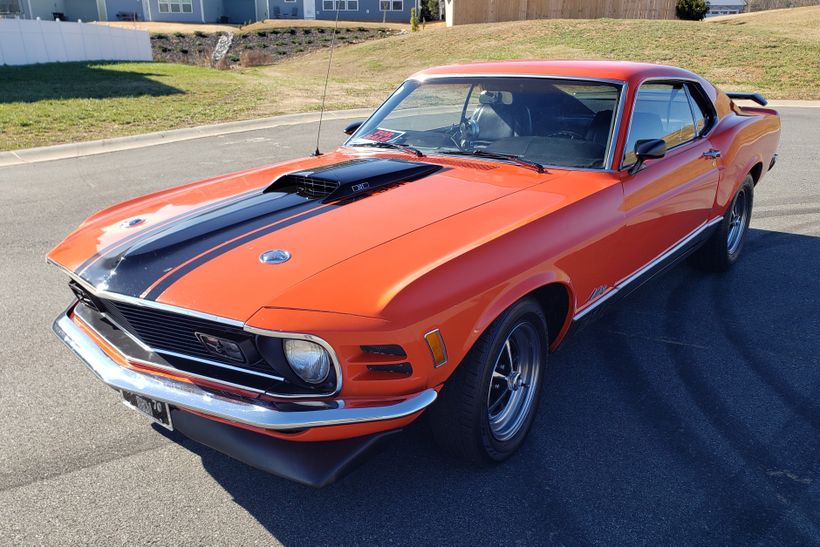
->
[[623, 82, 697, 166], [686, 83, 715, 136]]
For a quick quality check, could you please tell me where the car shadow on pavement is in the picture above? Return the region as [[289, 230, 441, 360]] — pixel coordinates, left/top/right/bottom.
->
[[156, 228, 820, 545]]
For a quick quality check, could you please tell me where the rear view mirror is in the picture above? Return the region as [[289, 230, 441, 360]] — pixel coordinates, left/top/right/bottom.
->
[[629, 138, 666, 175], [344, 121, 364, 136]]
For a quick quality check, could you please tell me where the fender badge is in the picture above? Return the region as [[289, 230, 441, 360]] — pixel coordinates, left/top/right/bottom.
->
[[260, 249, 291, 264]]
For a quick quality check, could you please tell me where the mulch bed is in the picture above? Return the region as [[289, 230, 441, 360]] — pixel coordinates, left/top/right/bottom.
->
[[150, 26, 399, 68]]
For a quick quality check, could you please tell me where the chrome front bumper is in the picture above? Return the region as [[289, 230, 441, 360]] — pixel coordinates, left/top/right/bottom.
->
[[52, 312, 437, 431]]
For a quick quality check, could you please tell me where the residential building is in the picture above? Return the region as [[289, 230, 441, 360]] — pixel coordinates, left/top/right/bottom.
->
[[706, 0, 748, 16], [4, 0, 414, 23]]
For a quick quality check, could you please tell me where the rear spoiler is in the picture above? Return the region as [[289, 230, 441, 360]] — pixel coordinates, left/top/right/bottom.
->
[[726, 92, 768, 106]]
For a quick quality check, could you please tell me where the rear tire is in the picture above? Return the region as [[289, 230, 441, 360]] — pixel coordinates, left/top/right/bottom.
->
[[691, 174, 754, 272], [428, 298, 547, 464]]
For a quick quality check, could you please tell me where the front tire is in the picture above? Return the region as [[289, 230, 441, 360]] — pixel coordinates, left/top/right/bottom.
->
[[428, 298, 547, 464], [691, 174, 754, 272]]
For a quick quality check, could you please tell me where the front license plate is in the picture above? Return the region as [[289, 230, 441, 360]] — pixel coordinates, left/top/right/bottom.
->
[[121, 391, 173, 430]]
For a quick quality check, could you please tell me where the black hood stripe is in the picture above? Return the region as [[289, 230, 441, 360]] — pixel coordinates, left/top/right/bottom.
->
[[79, 192, 327, 298], [142, 203, 335, 300], [76, 188, 262, 276]]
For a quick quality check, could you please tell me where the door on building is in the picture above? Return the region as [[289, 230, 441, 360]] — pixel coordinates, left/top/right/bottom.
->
[[303, 0, 315, 18]]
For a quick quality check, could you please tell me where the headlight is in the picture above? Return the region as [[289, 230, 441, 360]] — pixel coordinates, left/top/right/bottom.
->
[[283, 339, 331, 384]]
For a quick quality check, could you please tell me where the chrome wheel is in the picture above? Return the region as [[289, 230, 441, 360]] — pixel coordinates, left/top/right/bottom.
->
[[727, 188, 749, 255], [486, 322, 542, 442]]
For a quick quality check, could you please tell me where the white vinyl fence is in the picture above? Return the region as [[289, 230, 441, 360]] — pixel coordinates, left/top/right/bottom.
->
[[0, 18, 152, 66]]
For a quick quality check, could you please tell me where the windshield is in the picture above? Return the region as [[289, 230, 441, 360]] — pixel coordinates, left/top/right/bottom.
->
[[346, 77, 622, 170]]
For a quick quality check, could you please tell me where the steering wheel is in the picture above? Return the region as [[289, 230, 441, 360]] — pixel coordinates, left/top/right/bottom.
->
[[545, 130, 585, 140], [448, 118, 479, 151]]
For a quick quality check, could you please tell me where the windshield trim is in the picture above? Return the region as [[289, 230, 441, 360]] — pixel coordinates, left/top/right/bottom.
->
[[343, 74, 628, 172]]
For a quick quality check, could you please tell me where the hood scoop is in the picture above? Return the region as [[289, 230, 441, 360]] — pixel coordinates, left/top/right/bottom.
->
[[266, 158, 442, 203]]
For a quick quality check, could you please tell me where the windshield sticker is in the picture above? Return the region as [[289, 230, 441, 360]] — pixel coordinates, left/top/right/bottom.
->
[[360, 128, 405, 143]]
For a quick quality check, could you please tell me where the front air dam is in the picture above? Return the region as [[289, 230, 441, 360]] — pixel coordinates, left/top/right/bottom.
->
[[170, 410, 402, 487]]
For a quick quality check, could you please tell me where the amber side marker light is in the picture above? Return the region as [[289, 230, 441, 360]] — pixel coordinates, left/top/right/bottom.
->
[[424, 329, 448, 368]]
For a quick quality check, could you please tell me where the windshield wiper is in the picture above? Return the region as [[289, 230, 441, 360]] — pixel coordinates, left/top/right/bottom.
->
[[352, 141, 425, 157], [440, 149, 544, 173]]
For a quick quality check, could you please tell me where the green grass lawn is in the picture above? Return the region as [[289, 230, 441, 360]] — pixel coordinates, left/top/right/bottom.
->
[[0, 62, 266, 150], [2, 7, 819, 151]]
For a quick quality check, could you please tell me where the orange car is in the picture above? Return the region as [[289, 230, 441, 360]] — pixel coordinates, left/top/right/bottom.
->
[[49, 61, 780, 486]]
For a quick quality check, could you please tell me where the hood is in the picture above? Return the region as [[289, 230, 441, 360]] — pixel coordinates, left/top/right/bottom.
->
[[49, 151, 563, 321]]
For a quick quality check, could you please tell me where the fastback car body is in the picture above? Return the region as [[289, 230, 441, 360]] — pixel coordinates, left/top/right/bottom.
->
[[49, 61, 780, 486]]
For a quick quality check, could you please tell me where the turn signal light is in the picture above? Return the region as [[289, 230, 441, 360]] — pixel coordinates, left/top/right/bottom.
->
[[424, 329, 448, 368]]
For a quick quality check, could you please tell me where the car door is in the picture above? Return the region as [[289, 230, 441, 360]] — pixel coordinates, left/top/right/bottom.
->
[[617, 81, 721, 275]]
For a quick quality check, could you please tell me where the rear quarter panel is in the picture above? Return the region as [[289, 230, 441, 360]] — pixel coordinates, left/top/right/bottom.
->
[[710, 102, 781, 213]]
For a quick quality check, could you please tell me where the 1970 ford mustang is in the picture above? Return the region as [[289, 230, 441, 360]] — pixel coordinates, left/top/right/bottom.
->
[[49, 61, 780, 486]]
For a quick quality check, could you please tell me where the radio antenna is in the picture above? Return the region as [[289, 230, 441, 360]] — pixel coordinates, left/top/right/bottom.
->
[[312, 5, 342, 156]]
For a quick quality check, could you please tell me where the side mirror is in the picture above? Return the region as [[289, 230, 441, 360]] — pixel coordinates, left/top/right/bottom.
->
[[344, 121, 364, 136], [628, 138, 666, 175]]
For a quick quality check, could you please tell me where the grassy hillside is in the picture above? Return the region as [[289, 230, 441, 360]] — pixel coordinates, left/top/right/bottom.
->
[[2, 8, 818, 151], [260, 14, 820, 116]]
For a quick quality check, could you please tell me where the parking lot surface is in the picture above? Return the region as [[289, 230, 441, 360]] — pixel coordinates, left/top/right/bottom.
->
[[0, 110, 817, 545]]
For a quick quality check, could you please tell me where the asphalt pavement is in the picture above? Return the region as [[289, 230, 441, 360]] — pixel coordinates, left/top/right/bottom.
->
[[0, 110, 818, 545]]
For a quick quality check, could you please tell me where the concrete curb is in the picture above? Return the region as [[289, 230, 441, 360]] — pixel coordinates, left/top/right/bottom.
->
[[0, 108, 373, 168]]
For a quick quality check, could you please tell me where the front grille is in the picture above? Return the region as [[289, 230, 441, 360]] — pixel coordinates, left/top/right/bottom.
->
[[98, 298, 267, 371]]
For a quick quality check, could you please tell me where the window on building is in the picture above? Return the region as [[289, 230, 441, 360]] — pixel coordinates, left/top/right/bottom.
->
[[323, 0, 358, 9], [158, 0, 193, 14], [0, 0, 21, 15], [623, 82, 697, 167], [380, 0, 403, 11]]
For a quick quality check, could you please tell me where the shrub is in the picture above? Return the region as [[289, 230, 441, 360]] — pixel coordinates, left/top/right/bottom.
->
[[270, 29, 280, 34], [277, 50, 287, 55], [179, 48, 189, 54], [410, 7, 419, 31], [318, 27, 326, 33], [229, 55, 240, 62], [160, 46, 168, 53], [275, 40, 285, 45], [357, 26, 368, 32], [676, 0, 708, 20], [256, 30, 268, 37], [174, 31, 184, 37], [194, 30, 208, 37], [260, 43, 269, 48], [288, 28, 297, 35], [303, 28, 312, 34], [154, 33, 167, 39]]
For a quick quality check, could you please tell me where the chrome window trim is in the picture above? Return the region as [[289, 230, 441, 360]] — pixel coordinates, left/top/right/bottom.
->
[[344, 74, 628, 173], [619, 76, 718, 172], [573, 216, 724, 321], [49, 259, 344, 398]]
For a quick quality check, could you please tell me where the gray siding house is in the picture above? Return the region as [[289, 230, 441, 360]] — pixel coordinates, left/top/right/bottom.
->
[[4, 0, 413, 23], [706, 0, 747, 16]]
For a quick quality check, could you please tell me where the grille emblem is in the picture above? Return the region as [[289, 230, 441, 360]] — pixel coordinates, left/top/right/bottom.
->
[[259, 249, 291, 264], [195, 332, 246, 362]]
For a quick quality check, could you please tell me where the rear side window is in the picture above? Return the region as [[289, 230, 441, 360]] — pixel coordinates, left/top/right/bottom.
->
[[623, 82, 696, 166]]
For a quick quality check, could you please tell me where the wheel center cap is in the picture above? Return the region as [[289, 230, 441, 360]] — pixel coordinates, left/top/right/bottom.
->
[[507, 371, 523, 391]]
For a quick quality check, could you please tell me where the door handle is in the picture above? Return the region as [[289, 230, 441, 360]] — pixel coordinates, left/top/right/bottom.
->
[[703, 149, 721, 159]]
